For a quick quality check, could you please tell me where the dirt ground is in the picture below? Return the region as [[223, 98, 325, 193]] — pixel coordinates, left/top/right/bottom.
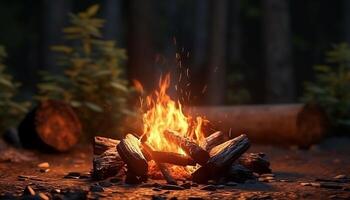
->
[[0, 137, 350, 200]]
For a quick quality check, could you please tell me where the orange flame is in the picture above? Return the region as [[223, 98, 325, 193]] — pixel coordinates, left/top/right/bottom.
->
[[141, 74, 206, 178]]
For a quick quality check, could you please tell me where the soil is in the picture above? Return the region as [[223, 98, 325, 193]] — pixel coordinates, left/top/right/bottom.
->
[[1, 137, 350, 200]]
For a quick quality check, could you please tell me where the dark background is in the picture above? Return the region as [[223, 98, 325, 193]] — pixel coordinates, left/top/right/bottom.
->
[[0, 0, 347, 105]]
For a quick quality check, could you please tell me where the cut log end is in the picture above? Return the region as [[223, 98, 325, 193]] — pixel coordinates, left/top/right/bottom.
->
[[18, 100, 82, 152]]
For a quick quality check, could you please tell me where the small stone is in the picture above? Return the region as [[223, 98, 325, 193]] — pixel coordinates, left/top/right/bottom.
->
[[258, 178, 268, 182], [64, 172, 80, 179], [225, 181, 237, 186], [200, 185, 216, 191], [280, 179, 290, 182], [181, 182, 191, 189], [152, 188, 162, 191], [334, 174, 347, 179], [260, 173, 275, 177], [79, 173, 90, 179], [90, 185, 104, 192], [38, 193, 49, 200], [320, 182, 343, 189], [265, 176, 275, 180], [310, 182, 321, 187], [216, 185, 225, 189], [160, 184, 185, 190], [23, 186, 36, 196], [300, 182, 311, 186], [40, 168, 50, 173], [37, 162, 50, 168], [52, 189, 61, 194], [99, 181, 112, 187]]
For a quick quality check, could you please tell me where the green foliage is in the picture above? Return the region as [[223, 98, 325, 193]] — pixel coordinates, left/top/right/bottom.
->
[[227, 71, 251, 104], [303, 43, 350, 130], [0, 46, 30, 133], [37, 5, 132, 136]]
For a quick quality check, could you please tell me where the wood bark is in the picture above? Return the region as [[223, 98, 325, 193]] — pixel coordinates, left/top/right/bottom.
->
[[163, 130, 210, 165], [263, 0, 295, 103], [203, 131, 229, 152], [18, 100, 81, 152], [92, 136, 124, 180], [192, 134, 250, 183], [116, 134, 148, 176], [187, 104, 329, 147]]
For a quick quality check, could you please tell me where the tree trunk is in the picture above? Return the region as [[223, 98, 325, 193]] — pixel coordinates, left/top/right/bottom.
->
[[41, 0, 71, 73], [263, 0, 295, 103], [102, 0, 123, 41], [207, 0, 228, 105], [127, 0, 156, 91]]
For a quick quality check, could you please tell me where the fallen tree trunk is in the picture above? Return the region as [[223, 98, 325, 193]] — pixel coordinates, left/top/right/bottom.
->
[[186, 104, 329, 147], [18, 100, 82, 152], [192, 134, 250, 183], [117, 134, 148, 177], [163, 130, 210, 165], [92, 136, 124, 180]]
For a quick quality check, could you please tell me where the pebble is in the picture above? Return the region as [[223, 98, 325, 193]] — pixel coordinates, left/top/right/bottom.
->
[[38, 193, 49, 200], [37, 162, 50, 168], [216, 185, 225, 189], [23, 186, 36, 196], [310, 182, 321, 187], [300, 182, 311, 186], [200, 185, 216, 191], [160, 184, 185, 190], [64, 172, 80, 179], [40, 168, 50, 173], [320, 182, 343, 189], [181, 182, 191, 189], [334, 174, 347, 179], [152, 188, 162, 191], [90, 185, 104, 192], [225, 181, 237, 186], [52, 189, 61, 194], [280, 179, 290, 182], [260, 173, 275, 177]]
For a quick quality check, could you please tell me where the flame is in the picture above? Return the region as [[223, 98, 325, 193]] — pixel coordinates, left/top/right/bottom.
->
[[141, 74, 206, 178]]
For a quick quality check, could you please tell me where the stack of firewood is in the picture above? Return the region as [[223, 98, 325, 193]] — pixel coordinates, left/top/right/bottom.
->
[[92, 130, 271, 185]]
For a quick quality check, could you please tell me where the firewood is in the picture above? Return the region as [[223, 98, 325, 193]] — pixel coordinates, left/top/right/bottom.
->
[[187, 104, 329, 147], [202, 131, 228, 151], [93, 136, 119, 155], [225, 164, 255, 183], [192, 134, 250, 183], [163, 130, 210, 165], [141, 142, 177, 185], [117, 134, 148, 177], [92, 137, 124, 180], [238, 153, 271, 174], [18, 100, 82, 152]]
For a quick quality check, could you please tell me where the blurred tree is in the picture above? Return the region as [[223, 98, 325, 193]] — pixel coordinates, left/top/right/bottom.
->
[[263, 0, 295, 103], [41, 0, 71, 73], [207, 0, 228, 105], [127, 0, 156, 91]]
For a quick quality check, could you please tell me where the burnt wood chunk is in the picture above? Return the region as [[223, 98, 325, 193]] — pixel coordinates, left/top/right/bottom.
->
[[93, 136, 119, 155], [146, 150, 195, 166], [18, 100, 82, 152], [238, 153, 271, 174], [203, 131, 228, 151], [163, 130, 210, 165], [117, 134, 148, 176], [92, 136, 123, 180], [226, 164, 255, 183], [192, 134, 250, 183]]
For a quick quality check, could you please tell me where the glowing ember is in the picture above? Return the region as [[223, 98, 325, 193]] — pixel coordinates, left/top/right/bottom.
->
[[140, 74, 207, 178]]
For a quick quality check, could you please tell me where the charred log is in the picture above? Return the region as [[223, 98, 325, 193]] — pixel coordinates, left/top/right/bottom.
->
[[163, 130, 210, 165], [117, 134, 148, 177], [92, 149, 124, 180], [18, 100, 81, 152], [93, 136, 119, 155], [238, 153, 271, 174], [203, 131, 228, 151]]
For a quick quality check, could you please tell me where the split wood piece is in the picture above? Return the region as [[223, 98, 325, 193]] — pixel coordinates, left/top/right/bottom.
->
[[141, 142, 177, 185], [93, 136, 119, 155], [92, 136, 124, 180], [163, 130, 210, 165], [187, 104, 329, 147], [148, 151, 196, 166], [238, 153, 271, 174], [202, 131, 229, 151], [192, 134, 250, 183], [92, 149, 124, 180], [18, 100, 82, 152], [117, 134, 148, 177]]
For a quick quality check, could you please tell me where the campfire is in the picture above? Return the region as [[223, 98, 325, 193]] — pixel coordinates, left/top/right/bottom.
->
[[92, 75, 271, 185]]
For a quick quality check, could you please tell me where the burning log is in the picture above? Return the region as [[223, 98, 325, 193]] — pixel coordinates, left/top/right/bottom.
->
[[92, 136, 124, 180], [18, 100, 82, 152], [238, 153, 271, 174], [187, 104, 329, 147], [117, 134, 148, 177], [163, 130, 210, 165], [192, 134, 250, 183], [149, 151, 196, 166], [202, 131, 229, 152]]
